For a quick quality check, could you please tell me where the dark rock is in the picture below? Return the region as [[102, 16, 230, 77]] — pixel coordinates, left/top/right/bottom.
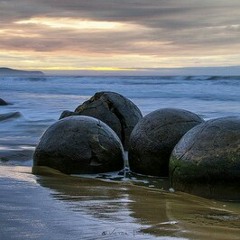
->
[[33, 116, 124, 174], [60, 91, 143, 150], [59, 110, 79, 119], [0, 98, 8, 105], [169, 116, 240, 200], [0, 112, 22, 121], [128, 108, 204, 177]]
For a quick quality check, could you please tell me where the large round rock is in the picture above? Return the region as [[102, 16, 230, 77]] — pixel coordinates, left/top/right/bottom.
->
[[60, 91, 143, 150], [33, 116, 124, 174], [170, 116, 240, 200], [128, 108, 204, 177]]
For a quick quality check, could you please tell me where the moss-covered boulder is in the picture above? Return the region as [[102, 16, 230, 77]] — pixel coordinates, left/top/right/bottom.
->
[[60, 91, 143, 150], [128, 108, 204, 177], [170, 116, 240, 200], [33, 116, 124, 174]]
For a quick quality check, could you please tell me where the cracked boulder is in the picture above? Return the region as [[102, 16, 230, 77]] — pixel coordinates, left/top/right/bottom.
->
[[60, 91, 143, 150], [169, 116, 240, 200], [0, 98, 8, 105], [128, 108, 204, 177], [33, 116, 124, 174]]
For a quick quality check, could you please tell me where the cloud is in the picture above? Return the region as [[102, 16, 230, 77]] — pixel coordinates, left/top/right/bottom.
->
[[0, 0, 240, 69]]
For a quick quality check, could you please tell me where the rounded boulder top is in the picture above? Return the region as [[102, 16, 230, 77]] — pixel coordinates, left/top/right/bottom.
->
[[61, 91, 143, 150], [128, 108, 204, 177], [33, 115, 124, 174], [170, 116, 240, 200]]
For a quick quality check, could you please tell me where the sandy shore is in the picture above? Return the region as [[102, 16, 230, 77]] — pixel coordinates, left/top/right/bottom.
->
[[0, 165, 240, 240]]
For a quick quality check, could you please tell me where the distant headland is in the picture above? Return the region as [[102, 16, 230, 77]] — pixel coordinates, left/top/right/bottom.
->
[[0, 67, 44, 76]]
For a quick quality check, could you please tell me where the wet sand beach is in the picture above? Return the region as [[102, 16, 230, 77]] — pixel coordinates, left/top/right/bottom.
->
[[1, 165, 240, 240]]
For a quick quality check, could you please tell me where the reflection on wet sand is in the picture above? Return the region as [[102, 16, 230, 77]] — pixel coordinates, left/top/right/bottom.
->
[[33, 166, 240, 240]]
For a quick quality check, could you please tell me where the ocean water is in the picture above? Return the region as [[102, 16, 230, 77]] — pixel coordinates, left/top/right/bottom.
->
[[1, 75, 240, 239]]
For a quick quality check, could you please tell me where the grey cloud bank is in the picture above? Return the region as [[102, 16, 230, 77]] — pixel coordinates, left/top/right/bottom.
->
[[0, 0, 240, 69]]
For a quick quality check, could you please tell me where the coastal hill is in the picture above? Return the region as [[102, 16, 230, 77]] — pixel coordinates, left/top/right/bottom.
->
[[0, 67, 44, 76]]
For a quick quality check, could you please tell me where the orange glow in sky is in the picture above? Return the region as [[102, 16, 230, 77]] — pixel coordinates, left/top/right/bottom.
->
[[15, 17, 127, 30]]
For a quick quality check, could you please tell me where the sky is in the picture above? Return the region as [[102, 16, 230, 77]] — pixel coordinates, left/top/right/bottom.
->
[[0, 0, 240, 74]]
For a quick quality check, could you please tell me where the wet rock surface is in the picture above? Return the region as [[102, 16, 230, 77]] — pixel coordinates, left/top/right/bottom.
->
[[60, 91, 142, 150], [170, 116, 240, 200], [0, 98, 8, 105], [0, 112, 22, 121], [59, 110, 79, 119], [128, 108, 204, 177], [33, 116, 124, 174]]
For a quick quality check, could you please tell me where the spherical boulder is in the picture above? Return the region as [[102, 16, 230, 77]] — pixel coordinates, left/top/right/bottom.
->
[[60, 91, 143, 150], [170, 116, 240, 200], [33, 116, 124, 174], [128, 108, 204, 177], [0, 98, 8, 105]]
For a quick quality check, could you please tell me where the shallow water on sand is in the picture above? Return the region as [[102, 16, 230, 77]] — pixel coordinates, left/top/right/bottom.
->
[[1, 165, 240, 240]]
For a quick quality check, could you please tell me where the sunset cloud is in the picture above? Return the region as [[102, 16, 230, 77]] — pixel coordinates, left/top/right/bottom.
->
[[0, 0, 240, 71], [15, 17, 128, 30]]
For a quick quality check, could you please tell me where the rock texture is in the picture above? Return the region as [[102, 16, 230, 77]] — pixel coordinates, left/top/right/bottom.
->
[[128, 108, 204, 177], [60, 91, 143, 150], [170, 116, 240, 200], [59, 110, 79, 119], [33, 116, 124, 174]]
